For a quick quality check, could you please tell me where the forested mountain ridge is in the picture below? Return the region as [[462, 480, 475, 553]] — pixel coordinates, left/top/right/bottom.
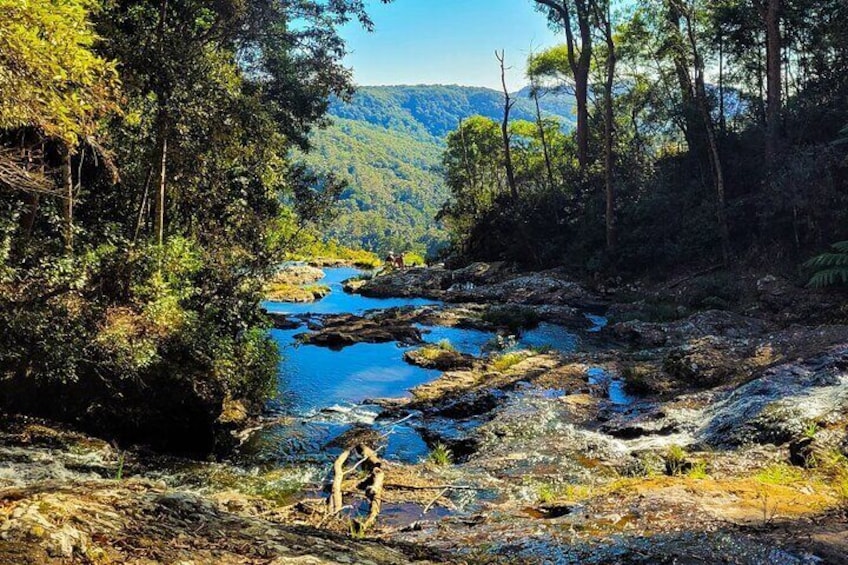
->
[[306, 85, 576, 254], [328, 84, 576, 139]]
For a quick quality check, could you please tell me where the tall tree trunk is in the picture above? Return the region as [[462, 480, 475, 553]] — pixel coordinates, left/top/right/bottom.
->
[[496, 51, 518, 200], [154, 126, 167, 247], [719, 30, 726, 135], [666, 2, 705, 156], [62, 146, 74, 254], [457, 119, 479, 218], [574, 78, 590, 171], [154, 0, 169, 247], [17, 147, 40, 252], [604, 54, 618, 251], [533, 0, 592, 172], [602, 14, 617, 252], [532, 87, 556, 190], [680, 5, 732, 264], [757, 0, 782, 173], [574, 0, 592, 172]]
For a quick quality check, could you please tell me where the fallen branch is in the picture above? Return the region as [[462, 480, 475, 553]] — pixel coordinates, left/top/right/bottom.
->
[[327, 448, 350, 515], [385, 483, 481, 491], [422, 487, 449, 515], [358, 466, 385, 532]]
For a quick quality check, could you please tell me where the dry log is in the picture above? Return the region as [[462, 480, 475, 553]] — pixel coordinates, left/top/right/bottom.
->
[[357, 444, 382, 468], [358, 466, 385, 532], [327, 448, 350, 515]]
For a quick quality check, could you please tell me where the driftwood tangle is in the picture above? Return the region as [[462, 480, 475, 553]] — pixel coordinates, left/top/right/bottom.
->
[[326, 443, 386, 532]]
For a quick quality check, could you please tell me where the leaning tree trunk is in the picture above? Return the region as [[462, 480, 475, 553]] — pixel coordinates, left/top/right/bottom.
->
[[684, 10, 732, 264]]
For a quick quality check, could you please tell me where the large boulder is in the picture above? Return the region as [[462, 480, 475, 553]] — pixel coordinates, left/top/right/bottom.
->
[[662, 336, 753, 389], [606, 310, 773, 348], [699, 345, 848, 447], [298, 311, 423, 349], [359, 263, 600, 308], [358, 267, 452, 298], [403, 346, 476, 371], [270, 264, 324, 286], [446, 269, 597, 306], [450, 261, 512, 285]]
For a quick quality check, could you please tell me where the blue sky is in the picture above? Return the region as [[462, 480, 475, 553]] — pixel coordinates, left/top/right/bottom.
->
[[340, 0, 562, 90]]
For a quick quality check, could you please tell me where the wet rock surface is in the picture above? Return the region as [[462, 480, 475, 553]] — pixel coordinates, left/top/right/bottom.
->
[[357, 263, 601, 308], [357, 267, 453, 298], [298, 311, 424, 348], [4, 264, 848, 564], [606, 309, 774, 348], [0, 417, 442, 564], [403, 346, 476, 371]]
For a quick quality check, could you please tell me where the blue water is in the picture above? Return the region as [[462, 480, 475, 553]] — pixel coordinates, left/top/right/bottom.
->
[[419, 322, 579, 356], [262, 266, 439, 316], [248, 267, 591, 466], [271, 328, 440, 412], [587, 367, 636, 406]]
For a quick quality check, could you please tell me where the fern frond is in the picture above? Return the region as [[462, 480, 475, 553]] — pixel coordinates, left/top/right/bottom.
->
[[808, 268, 848, 289], [803, 252, 848, 269], [805, 241, 848, 288]]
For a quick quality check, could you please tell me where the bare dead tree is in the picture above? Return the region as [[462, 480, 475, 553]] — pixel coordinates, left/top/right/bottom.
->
[[496, 50, 518, 200]]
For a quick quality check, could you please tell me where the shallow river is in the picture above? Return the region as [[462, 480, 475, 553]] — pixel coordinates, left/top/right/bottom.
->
[[241, 267, 613, 469]]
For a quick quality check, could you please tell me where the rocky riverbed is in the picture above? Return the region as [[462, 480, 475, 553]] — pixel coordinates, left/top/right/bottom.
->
[[2, 263, 848, 563]]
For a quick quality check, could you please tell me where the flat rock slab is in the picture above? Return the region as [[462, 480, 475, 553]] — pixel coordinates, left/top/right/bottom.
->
[[298, 313, 423, 349]]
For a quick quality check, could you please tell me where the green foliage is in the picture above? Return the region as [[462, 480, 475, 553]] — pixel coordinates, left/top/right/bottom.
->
[[536, 482, 560, 504], [435, 340, 457, 352], [0, 0, 119, 144], [491, 352, 527, 372], [310, 244, 380, 269], [329, 85, 575, 140], [438, 0, 848, 273], [0, 0, 384, 451], [403, 252, 426, 266], [802, 422, 820, 439], [308, 85, 577, 256], [755, 464, 803, 486], [115, 451, 125, 481], [686, 461, 709, 480], [664, 445, 688, 476], [526, 45, 571, 87], [427, 443, 454, 466], [805, 241, 848, 288], [298, 117, 448, 257]]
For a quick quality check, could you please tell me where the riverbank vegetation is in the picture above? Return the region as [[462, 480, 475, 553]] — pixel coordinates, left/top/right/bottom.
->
[[0, 0, 386, 451], [438, 0, 848, 283]]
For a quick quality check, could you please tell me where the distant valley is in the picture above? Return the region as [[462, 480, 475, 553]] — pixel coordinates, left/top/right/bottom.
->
[[299, 85, 575, 255]]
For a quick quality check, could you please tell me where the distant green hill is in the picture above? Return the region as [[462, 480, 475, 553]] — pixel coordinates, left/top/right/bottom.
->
[[303, 85, 575, 255]]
